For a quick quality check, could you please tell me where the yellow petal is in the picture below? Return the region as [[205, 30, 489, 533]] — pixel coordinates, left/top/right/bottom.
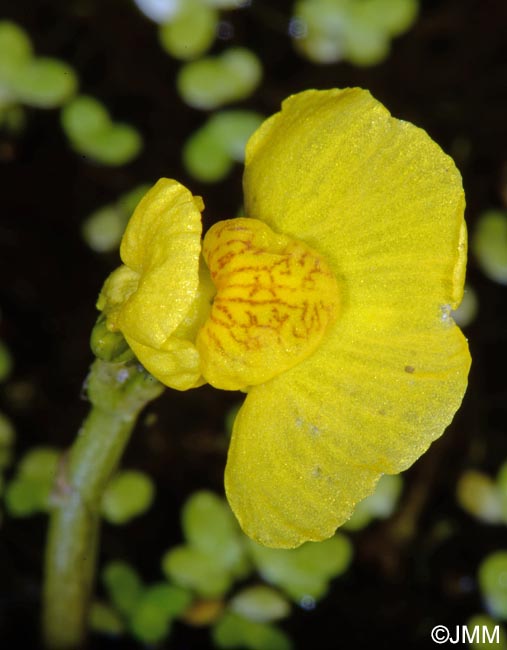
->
[[118, 178, 204, 347], [197, 218, 341, 390], [226, 87, 471, 548], [96, 264, 140, 330], [125, 335, 204, 391], [244, 88, 466, 324], [226, 319, 470, 548]]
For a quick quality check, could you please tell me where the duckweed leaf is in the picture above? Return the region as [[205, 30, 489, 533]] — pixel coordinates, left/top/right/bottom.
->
[[79, 124, 142, 166], [478, 552, 507, 620], [208, 110, 264, 161], [4, 446, 60, 516], [497, 462, 507, 522], [293, 0, 418, 66], [82, 206, 126, 253], [102, 561, 143, 618], [18, 447, 60, 483], [129, 583, 192, 643], [472, 210, 507, 285], [342, 21, 389, 66], [101, 470, 155, 524], [212, 611, 292, 650], [452, 285, 478, 328], [162, 545, 233, 598], [456, 470, 503, 524], [0, 340, 13, 382], [184, 110, 263, 182], [61, 95, 142, 165], [83, 184, 151, 253], [140, 582, 192, 618], [129, 597, 172, 643], [0, 21, 32, 85], [4, 476, 50, 516], [204, 0, 248, 7], [466, 614, 507, 649], [177, 48, 261, 110], [61, 95, 110, 138], [230, 586, 290, 623], [183, 126, 232, 182], [159, 3, 217, 60], [348, 0, 418, 36], [10, 58, 77, 108], [89, 601, 124, 636], [0, 412, 15, 448], [0, 104, 26, 134], [344, 474, 403, 531], [247, 534, 353, 602], [182, 490, 247, 575], [118, 184, 152, 217]]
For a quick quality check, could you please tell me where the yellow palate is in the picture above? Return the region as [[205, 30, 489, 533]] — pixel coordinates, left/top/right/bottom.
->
[[197, 218, 341, 390]]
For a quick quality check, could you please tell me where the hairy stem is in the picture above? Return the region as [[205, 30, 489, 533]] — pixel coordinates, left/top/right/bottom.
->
[[42, 359, 164, 649]]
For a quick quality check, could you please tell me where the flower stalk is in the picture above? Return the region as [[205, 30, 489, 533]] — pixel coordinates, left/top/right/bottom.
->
[[42, 357, 164, 649]]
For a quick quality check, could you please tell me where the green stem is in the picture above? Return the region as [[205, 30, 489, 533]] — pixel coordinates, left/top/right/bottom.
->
[[42, 359, 164, 649]]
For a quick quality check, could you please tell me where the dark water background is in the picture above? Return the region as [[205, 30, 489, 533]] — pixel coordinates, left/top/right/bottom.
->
[[1, 0, 507, 647]]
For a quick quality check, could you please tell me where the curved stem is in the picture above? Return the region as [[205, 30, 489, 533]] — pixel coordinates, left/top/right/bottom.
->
[[42, 360, 164, 649]]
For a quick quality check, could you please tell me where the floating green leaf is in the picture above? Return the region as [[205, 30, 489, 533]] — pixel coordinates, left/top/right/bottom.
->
[[212, 611, 292, 650], [10, 58, 77, 108], [129, 583, 192, 644], [457, 470, 503, 524], [101, 470, 155, 524], [292, 0, 418, 66], [159, 3, 217, 60], [0, 21, 33, 86], [82, 184, 150, 253], [0, 446, 13, 470], [3, 446, 60, 516], [183, 126, 232, 182], [204, 0, 248, 7], [82, 125, 142, 166], [89, 601, 124, 636], [82, 206, 126, 254], [118, 184, 152, 217], [182, 490, 248, 576], [207, 110, 265, 161], [344, 474, 403, 531], [18, 447, 60, 483], [497, 462, 507, 523], [230, 586, 290, 623], [0, 104, 26, 133], [0, 340, 13, 382], [162, 545, 233, 598], [472, 210, 507, 285], [478, 551, 507, 620], [342, 20, 389, 66], [183, 110, 264, 182], [4, 476, 50, 516], [102, 561, 143, 618], [61, 95, 142, 166], [0, 412, 15, 449], [247, 534, 353, 602], [61, 95, 109, 138], [452, 285, 478, 328], [177, 48, 261, 110], [348, 0, 418, 36], [466, 614, 507, 649]]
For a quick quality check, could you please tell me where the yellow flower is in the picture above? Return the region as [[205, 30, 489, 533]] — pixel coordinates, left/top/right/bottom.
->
[[98, 88, 471, 548]]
